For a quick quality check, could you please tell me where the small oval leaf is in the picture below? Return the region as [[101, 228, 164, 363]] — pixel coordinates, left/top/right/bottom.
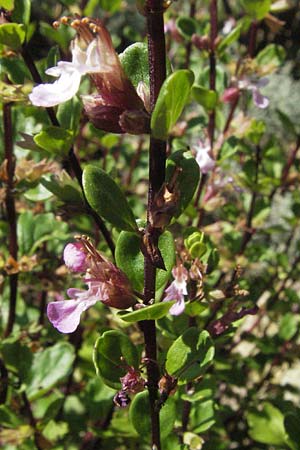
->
[[165, 328, 214, 383], [115, 229, 175, 293], [118, 301, 175, 322], [129, 391, 176, 439], [33, 126, 74, 157], [93, 330, 139, 389], [83, 165, 138, 232], [151, 70, 194, 140]]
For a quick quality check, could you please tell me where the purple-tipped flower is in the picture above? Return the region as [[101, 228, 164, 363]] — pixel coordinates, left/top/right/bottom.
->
[[238, 77, 270, 109], [29, 17, 149, 134], [194, 140, 216, 174], [47, 236, 136, 333], [164, 264, 189, 315]]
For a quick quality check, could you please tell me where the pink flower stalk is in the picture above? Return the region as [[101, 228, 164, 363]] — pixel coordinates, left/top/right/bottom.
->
[[164, 264, 189, 315], [194, 140, 216, 174], [29, 17, 149, 134], [47, 236, 136, 333]]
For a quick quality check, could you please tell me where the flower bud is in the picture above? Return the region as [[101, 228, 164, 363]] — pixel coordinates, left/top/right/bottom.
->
[[221, 87, 240, 104], [63, 242, 88, 272]]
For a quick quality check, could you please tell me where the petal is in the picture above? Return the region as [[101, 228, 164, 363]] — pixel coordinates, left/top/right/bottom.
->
[[196, 150, 216, 174], [169, 297, 185, 316], [29, 69, 82, 107], [252, 88, 269, 109], [47, 297, 97, 333]]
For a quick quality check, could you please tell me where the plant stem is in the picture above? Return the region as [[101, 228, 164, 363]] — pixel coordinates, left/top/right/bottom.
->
[[3, 102, 18, 338], [142, 2, 167, 448], [21, 46, 115, 257], [185, 0, 197, 69], [208, 0, 218, 148], [238, 145, 261, 255]]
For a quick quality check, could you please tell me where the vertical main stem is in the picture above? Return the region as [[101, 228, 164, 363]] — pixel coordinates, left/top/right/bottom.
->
[[208, 0, 218, 148], [143, 2, 167, 449], [3, 103, 18, 338]]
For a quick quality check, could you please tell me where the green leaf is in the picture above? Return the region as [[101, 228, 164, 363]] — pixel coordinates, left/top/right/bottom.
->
[[93, 330, 139, 389], [241, 0, 271, 19], [279, 313, 299, 341], [165, 328, 214, 383], [284, 413, 300, 450], [0, 338, 33, 381], [218, 24, 242, 54], [120, 42, 149, 88], [34, 127, 74, 157], [176, 16, 197, 39], [0, 23, 25, 50], [0, 0, 14, 9], [190, 399, 216, 433], [165, 150, 200, 218], [151, 70, 194, 140], [25, 342, 75, 400], [83, 165, 138, 232], [99, 0, 121, 12], [118, 301, 175, 322], [0, 406, 22, 427], [256, 44, 286, 69], [130, 391, 176, 439], [192, 85, 218, 111], [57, 97, 82, 133], [246, 402, 288, 446], [115, 229, 175, 293], [11, 0, 31, 25]]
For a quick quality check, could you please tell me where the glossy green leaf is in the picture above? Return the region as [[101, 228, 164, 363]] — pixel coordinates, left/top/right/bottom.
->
[[218, 24, 242, 54], [192, 85, 218, 111], [279, 313, 299, 341], [256, 44, 286, 69], [83, 165, 138, 232], [120, 42, 149, 88], [11, 0, 30, 25], [57, 96, 82, 133], [0, 23, 25, 50], [165, 150, 200, 218], [0, 338, 33, 381], [130, 391, 176, 439], [115, 230, 175, 293], [34, 127, 74, 157], [165, 328, 214, 383], [0, 406, 22, 428], [93, 330, 139, 389], [41, 174, 83, 205], [25, 342, 75, 400], [99, 0, 121, 12], [284, 413, 300, 450], [241, 0, 271, 19], [151, 70, 194, 140], [190, 399, 216, 433], [246, 402, 287, 446], [176, 16, 197, 39], [118, 301, 175, 322], [0, 0, 14, 9]]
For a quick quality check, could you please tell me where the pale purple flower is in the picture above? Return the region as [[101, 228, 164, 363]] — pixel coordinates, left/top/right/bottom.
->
[[194, 140, 216, 174], [238, 77, 269, 109], [47, 279, 101, 333], [164, 264, 189, 315], [47, 236, 135, 333], [29, 39, 104, 107], [63, 242, 88, 272]]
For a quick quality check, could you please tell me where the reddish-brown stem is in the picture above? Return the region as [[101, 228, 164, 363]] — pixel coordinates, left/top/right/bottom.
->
[[208, 0, 218, 149], [184, 0, 197, 69], [239, 145, 261, 255], [3, 102, 18, 338], [248, 21, 258, 58], [142, 2, 167, 448]]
